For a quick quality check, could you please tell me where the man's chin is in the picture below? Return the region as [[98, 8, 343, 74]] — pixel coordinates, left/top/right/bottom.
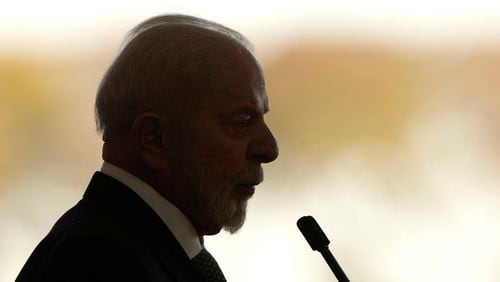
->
[[196, 219, 243, 236], [223, 222, 244, 234], [196, 194, 249, 236], [223, 200, 247, 234]]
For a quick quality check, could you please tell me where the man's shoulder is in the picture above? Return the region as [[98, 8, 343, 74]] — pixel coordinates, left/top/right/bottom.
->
[[16, 199, 159, 282], [45, 173, 172, 255], [20, 232, 153, 281], [16, 172, 189, 282], [49, 172, 155, 240], [50, 195, 136, 240]]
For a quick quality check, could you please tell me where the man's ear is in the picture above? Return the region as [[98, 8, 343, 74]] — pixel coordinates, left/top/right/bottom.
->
[[130, 112, 168, 170]]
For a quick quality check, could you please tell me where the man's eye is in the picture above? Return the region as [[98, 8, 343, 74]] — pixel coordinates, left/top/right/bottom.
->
[[234, 117, 250, 132]]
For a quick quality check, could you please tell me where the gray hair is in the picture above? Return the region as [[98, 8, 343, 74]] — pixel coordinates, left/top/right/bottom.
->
[[94, 14, 253, 139]]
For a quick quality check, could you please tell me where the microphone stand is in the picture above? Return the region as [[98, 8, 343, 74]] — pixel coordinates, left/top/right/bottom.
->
[[318, 246, 349, 282]]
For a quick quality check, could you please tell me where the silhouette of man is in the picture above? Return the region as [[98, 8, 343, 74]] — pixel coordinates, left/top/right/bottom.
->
[[17, 14, 278, 282]]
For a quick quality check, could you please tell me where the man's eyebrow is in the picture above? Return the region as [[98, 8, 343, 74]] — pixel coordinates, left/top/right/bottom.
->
[[263, 103, 270, 114], [232, 104, 269, 115]]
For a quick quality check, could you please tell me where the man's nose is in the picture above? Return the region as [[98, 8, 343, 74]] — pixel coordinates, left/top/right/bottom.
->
[[248, 123, 279, 163]]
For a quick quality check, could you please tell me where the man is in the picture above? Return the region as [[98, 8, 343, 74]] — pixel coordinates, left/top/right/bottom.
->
[[17, 14, 278, 282]]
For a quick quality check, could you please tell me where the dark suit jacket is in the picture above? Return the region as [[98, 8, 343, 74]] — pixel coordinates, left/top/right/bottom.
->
[[17, 172, 204, 282]]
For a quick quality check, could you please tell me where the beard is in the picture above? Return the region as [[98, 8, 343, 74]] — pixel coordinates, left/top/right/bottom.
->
[[174, 157, 263, 235]]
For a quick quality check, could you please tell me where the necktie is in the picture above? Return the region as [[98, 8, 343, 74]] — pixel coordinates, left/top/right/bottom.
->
[[191, 248, 227, 282]]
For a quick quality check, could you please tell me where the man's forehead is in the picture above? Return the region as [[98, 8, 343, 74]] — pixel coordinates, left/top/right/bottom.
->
[[254, 60, 268, 111], [212, 60, 268, 108]]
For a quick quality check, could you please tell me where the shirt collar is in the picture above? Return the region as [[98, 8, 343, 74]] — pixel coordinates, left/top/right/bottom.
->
[[100, 161, 202, 259]]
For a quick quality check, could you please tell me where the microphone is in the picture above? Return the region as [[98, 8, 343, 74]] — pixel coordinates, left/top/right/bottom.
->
[[297, 216, 350, 282]]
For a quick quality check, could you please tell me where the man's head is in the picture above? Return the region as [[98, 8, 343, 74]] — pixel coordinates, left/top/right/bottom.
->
[[95, 14, 278, 235]]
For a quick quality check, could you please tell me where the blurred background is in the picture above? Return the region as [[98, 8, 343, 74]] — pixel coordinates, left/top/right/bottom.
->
[[2, 1, 500, 281]]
